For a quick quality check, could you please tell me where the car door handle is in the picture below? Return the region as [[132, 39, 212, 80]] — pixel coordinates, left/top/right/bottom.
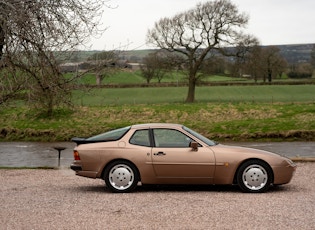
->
[[154, 151, 166, 156]]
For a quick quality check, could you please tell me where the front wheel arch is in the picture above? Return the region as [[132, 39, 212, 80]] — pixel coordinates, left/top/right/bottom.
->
[[235, 159, 274, 193]]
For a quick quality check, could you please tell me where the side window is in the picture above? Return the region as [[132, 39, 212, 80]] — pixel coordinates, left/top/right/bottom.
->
[[129, 129, 150, 147], [153, 129, 192, 148]]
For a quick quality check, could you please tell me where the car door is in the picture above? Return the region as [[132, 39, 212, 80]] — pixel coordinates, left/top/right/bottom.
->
[[151, 128, 215, 181]]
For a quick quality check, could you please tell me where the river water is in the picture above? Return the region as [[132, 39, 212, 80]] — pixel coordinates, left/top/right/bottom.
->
[[0, 141, 314, 168], [0, 142, 76, 168]]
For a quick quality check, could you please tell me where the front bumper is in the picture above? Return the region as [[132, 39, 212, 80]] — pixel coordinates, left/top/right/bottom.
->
[[273, 160, 297, 185]]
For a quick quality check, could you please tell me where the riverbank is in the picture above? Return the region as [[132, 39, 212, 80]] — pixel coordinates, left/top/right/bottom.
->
[[1, 103, 315, 142]]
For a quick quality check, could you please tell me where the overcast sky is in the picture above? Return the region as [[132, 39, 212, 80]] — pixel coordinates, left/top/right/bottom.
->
[[86, 0, 315, 50]]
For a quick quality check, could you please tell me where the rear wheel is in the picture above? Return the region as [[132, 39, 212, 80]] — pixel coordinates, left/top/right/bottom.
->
[[237, 160, 272, 193], [104, 160, 139, 193]]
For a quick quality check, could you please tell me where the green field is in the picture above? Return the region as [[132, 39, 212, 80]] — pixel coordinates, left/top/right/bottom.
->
[[73, 85, 315, 106]]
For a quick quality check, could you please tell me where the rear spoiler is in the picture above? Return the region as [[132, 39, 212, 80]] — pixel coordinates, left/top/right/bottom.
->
[[71, 137, 98, 145], [71, 137, 114, 145]]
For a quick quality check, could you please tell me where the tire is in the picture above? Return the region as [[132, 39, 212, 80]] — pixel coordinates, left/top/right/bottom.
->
[[104, 160, 139, 193], [237, 160, 272, 193]]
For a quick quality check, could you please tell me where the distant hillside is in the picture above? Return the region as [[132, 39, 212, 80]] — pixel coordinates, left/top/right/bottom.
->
[[57, 44, 314, 64], [272, 43, 314, 64], [103, 44, 315, 64]]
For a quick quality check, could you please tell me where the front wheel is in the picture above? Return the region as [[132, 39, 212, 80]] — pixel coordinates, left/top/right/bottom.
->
[[104, 161, 139, 193], [237, 160, 273, 193]]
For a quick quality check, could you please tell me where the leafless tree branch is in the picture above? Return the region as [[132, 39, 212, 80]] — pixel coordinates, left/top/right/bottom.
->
[[147, 0, 256, 102], [0, 0, 107, 115]]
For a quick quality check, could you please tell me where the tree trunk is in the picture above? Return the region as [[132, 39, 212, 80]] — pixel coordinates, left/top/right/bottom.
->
[[185, 75, 196, 103], [267, 68, 272, 82], [96, 74, 102, 86], [0, 25, 4, 62]]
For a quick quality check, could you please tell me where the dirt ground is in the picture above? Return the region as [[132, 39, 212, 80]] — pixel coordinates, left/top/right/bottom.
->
[[1, 163, 315, 229]]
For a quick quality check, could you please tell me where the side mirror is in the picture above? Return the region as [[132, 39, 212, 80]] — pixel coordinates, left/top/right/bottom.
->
[[190, 142, 198, 151]]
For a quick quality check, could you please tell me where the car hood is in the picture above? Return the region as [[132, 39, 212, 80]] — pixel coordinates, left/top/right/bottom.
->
[[211, 144, 285, 159]]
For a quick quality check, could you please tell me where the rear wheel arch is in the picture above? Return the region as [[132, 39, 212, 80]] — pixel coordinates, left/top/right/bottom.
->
[[102, 159, 141, 193], [101, 159, 141, 181]]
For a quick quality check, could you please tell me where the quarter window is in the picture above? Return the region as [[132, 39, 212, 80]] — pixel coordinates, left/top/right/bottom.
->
[[86, 126, 130, 142], [129, 129, 150, 147]]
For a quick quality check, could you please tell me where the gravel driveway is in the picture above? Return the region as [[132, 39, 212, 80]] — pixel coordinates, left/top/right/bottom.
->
[[1, 163, 314, 230]]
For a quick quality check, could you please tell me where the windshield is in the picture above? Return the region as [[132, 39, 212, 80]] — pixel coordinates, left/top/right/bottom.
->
[[87, 126, 131, 142], [183, 126, 216, 146]]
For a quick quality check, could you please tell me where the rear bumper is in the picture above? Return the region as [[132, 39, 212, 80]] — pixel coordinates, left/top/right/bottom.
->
[[70, 164, 98, 178], [70, 164, 82, 171]]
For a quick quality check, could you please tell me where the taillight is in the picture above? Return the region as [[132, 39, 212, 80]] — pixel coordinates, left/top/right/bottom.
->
[[73, 150, 80, 161]]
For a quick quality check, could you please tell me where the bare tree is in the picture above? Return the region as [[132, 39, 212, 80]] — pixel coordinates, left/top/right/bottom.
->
[[235, 46, 287, 82], [147, 0, 257, 102], [227, 37, 260, 78], [288, 63, 313, 79], [140, 51, 170, 84], [200, 55, 226, 76], [242, 45, 264, 82], [88, 51, 119, 86], [0, 0, 107, 115], [260, 46, 287, 82]]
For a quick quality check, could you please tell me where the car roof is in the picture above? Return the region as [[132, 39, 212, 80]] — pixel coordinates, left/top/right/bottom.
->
[[130, 123, 183, 129]]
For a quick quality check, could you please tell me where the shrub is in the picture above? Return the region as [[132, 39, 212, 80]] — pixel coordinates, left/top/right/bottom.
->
[[287, 71, 312, 79]]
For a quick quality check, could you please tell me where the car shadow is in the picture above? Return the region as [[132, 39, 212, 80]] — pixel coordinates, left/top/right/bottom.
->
[[73, 185, 107, 193], [72, 183, 291, 194], [135, 184, 240, 193]]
